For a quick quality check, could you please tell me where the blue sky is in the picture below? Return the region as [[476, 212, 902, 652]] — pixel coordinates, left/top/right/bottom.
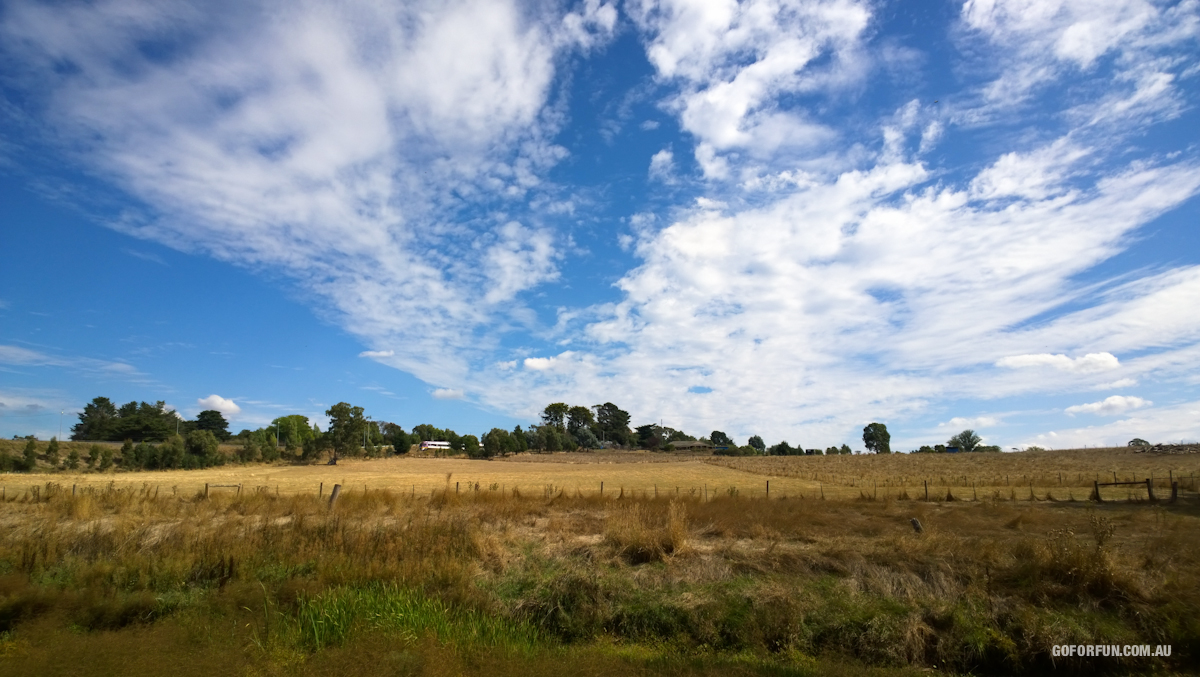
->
[[1, 0, 1198, 450]]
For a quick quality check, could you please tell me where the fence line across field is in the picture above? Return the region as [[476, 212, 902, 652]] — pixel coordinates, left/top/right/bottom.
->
[[2, 473, 1197, 504]]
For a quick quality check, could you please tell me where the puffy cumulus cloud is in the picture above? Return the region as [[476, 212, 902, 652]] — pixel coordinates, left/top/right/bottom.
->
[[358, 350, 395, 359], [1065, 395, 1151, 416], [0, 0, 615, 388], [628, 0, 871, 177], [997, 352, 1120, 373], [523, 356, 559, 371], [431, 388, 464, 400], [196, 394, 241, 417]]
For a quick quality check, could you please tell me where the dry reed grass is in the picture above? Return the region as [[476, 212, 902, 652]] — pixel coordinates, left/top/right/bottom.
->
[[1, 472, 1198, 675]]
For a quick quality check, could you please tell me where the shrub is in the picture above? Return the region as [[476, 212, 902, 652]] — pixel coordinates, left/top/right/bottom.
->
[[46, 437, 60, 467], [22, 438, 38, 471], [86, 444, 102, 468]]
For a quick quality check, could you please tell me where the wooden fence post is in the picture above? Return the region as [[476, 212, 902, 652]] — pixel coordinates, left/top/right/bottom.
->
[[766, 480, 769, 498], [328, 483, 342, 506], [924, 480, 928, 501], [204, 483, 209, 498], [1092, 480, 1102, 502], [1146, 478, 1156, 502], [600, 481, 603, 496], [1170, 481, 1178, 503], [319, 482, 324, 498]]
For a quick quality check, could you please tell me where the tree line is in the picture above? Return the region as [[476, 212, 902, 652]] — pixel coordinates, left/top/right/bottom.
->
[[5, 395, 1013, 474]]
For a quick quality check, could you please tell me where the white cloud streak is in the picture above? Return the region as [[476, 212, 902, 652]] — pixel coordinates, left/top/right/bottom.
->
[[1065, 395, 1151, 416], [0, 0, 615, 390]]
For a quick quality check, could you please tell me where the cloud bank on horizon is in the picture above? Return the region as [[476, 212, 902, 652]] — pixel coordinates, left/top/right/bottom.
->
[[2, 0, 1198, 449]]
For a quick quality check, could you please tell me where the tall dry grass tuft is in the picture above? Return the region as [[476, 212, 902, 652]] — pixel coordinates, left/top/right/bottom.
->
[[604, 500, 688, 563]]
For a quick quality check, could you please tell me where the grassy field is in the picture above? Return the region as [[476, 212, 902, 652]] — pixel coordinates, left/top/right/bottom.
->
[[4, 442, 1199, 502], [2, 446, 1199, 675]]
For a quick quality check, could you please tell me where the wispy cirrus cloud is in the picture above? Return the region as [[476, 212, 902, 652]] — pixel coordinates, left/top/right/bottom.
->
[[0, 344, 145, 380], [0, 0, 618, 389]]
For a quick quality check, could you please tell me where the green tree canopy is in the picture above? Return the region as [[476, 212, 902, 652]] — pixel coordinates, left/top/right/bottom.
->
[[947, 429, 981, 453], [326, 402, 367, 459], [71, 397, 118, 441], [592, 402, 632, 445], [710, 431, 733, 447], [196, 410, 231, 441], [111, 401, 178, 442], [863, 422, 891, 454], [541, 403, 569, 430], [481, 428, 512, 458], [567, 406, 594, 435], [769, 440, 799, 456], [748, 435, 766, 452]]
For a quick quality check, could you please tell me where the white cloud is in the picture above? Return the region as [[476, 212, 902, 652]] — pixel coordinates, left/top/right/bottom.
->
[[196, 394, 242, 417], [431, 388, 464, 400], [523, 356, 558, 371], [1065, 395, 1151, 416], [3, 0, 1199, 450], [628, 0, 872, 177], [1024, 398, 1199, 448], [0, 0, 614, 389], [1098, 378, 1137, 389], [0, 344, 147, 381], [648, 148, 676, 182], [996, 352, 1120, 373], [958, 0, 1198, 125], [483, 222, 558, 304], [968, 139, 1090, 201], [940, 416, 1001, 429], [0, 345, 62, 366]]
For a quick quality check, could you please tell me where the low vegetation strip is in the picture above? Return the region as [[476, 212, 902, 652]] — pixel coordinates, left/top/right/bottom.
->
[[1, 480, 1197, 675]]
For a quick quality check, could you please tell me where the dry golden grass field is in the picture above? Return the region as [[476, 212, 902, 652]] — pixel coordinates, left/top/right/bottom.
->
[[2, 444, 1199, 676], [4, 444, 1199, 502]]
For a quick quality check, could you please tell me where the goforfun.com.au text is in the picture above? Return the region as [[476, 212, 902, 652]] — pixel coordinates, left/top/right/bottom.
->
[[1052, 645, 1171, 657]]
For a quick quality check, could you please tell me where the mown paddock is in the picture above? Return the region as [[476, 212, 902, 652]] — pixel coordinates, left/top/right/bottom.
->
[[4, 445, 1200, 503]]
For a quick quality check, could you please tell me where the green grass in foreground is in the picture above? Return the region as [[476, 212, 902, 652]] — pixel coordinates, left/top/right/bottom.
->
[[1, 482, 1198, 675]]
